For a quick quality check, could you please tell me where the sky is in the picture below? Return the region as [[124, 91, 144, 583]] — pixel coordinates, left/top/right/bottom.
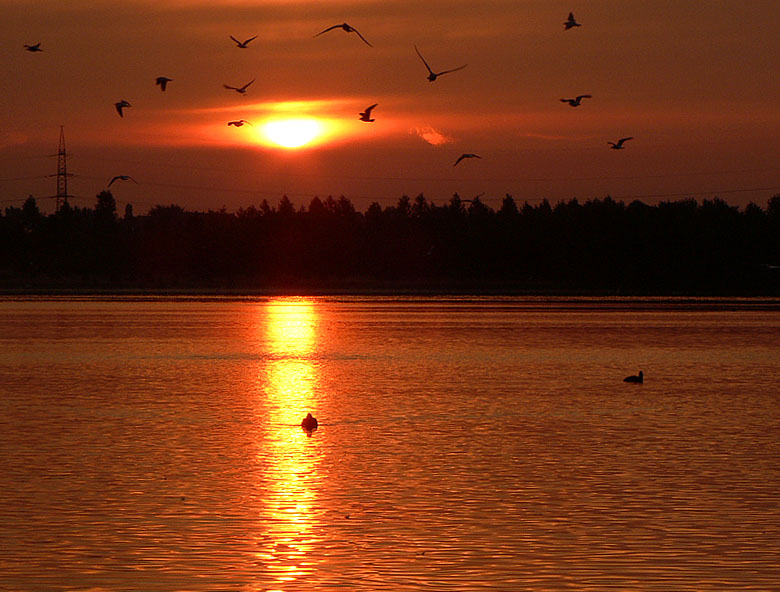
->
[[2, 0, 780, 214]]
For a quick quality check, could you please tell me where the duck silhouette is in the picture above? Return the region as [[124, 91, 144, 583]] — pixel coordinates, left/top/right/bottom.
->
[[114, 100, 132, 117], [301, 413, 318, 431], [24, 42, 43, 52], [623, 370, 643, 383], [224, 79, 255, 94], [453, 153, 480, 166]]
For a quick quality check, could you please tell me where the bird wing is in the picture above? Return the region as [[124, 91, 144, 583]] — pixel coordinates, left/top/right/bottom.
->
[[108, 176, 120, 186], [618, 136, 633, 145], [438, 64, 467, 76], [577, 94, 592, 100], [223, 84, 237, 90], [365, 103, 378, 115], [414, 45, 435, 75], [568, 12, 575, 20], [314, 24, 341, 37], [230, 35, 241, 45], [243, 35, 258, 45], [240, 78, 256, 90], [352, 27, 373, 47], [453, 155, 466, 166]]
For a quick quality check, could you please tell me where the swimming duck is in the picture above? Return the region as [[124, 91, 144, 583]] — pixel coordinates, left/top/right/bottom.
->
[[301, 412, 318, 430], [623, 370, 643, 383]]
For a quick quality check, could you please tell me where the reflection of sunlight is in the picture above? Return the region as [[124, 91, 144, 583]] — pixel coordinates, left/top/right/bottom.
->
[[259, 298, 321, 590]]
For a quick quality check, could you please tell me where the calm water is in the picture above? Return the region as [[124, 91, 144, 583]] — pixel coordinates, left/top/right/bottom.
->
[[1, 296, 779, 591]]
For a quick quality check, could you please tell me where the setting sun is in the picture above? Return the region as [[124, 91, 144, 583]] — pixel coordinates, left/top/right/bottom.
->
[[262, 118, 323, 148]]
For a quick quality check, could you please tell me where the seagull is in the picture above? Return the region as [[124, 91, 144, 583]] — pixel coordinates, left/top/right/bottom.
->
[[561, 94, 591, 107], [114, 100, 132, 117], [453, 153, 480, 167], [227, 119, 253, 127], [24, 42, 43, 52], [230, 35, 258, 48], [108, 175, 137, 187], [223, 79, 255, 94], [608, 137, 633, 149], [359, 103, 378, 122], [623, 370, 643, 384], [564, 12, 581, 30], [415, 45, 467, 82], [155, 76, 172, 91], [314, 23, 372, 47]]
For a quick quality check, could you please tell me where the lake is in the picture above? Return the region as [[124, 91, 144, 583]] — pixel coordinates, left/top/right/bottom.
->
[[1, 296, 779, 591]]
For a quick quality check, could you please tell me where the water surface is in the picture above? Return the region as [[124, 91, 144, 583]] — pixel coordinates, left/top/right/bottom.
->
[[1, 297, 779, 590]]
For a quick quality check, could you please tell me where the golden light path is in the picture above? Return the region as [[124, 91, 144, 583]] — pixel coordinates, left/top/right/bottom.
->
[[258, 298, 322, 591]]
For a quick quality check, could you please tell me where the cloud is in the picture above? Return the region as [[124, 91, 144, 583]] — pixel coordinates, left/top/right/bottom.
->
[[411, 126, 454, 146]]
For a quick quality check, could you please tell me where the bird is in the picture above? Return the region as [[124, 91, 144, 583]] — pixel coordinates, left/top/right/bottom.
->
[[359, 103, 378, 122], [230, 35, 257, 48], [564, 12, 581, 30], [223, 79, 255, 94], [227, 119, 253, 127], [107, 175, 137, 187], [314, 23, 372, 47], [623, 370, 644, 384], [24, 42, 43, 52], [301, 412, 318, 431], [155, 76, 172, 91], [114, 100, 132, 117], [414, 45, 467, 82], [608, 137, 634, 149], [561, 94, 592, 107], [454, 153, 480, 167]]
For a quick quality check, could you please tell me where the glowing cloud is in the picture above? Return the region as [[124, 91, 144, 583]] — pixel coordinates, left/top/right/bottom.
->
[[412, 126, 454, 146]]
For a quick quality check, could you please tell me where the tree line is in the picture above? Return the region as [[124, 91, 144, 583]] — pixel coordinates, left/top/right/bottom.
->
[[2, 191, 779, 293]]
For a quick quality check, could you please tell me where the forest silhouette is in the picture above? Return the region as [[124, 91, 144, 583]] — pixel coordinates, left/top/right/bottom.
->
[[2, 192, 779, 294]]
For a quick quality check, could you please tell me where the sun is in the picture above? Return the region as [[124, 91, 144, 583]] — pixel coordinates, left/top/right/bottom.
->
[[262, 118, 324, 148]]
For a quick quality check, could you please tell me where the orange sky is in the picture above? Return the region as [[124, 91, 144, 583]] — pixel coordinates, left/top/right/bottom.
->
[[2, 0, 780, 213]]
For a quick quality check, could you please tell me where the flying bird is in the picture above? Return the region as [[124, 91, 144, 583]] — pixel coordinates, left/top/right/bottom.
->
[[155, 76, 172, 91], [561, 94, 591, 107], [314, 23, 372, 47], [564, 12, 581, 30], [227, 119, 253, 127], [114, 100, 132, 117], [415, 45, 467, 82], [107, 175, 137, 187], [359, 103, 378, 122], [223, 79, 255, 94], [453, 153, 481, 167], [24, 43, 43, 52], [230, 35, 257, 48], [608, 137, 634, 149]]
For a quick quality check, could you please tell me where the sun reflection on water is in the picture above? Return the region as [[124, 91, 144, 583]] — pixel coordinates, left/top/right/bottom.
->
[[259, 298, 322, 590]]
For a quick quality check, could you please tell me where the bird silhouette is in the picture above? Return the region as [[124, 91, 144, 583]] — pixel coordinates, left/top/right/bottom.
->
[[561, 94, 591, 107], [227, 119, 253, 127], [564, 12, 581, 30], [230, 35, 258, 48], [454, 153, 480, 166], [114, 100, 132, 117], [623, 370, 643, 383], [223, 79, 255, 94], [314, 23, 372, 47], [608, 137, 633, 149], [415, 45, 467, 82], [155, 76, 172, 91], [24, 43, 43, 52], [108, 175, 137, 187], [359, 104, 378, 122]]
